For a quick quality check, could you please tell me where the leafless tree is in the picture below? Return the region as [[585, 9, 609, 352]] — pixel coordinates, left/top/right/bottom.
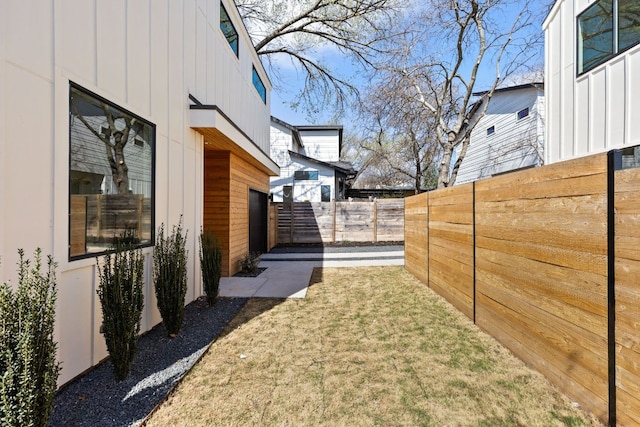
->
[[344, 78, 440, 193], [367, 0, 540, 188], [70, 99, 141, 194], [236, 0, 404, 114]]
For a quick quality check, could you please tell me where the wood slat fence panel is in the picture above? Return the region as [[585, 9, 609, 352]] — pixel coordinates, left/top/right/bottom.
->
[[475, 154, 609, 421], [403, 152, 617, 424], [428, 184, 474, 320], [615, 166, 640, 426], [404, 193, 428, 284], [275, 200, 404, 244], [376, 199, 406, 241]]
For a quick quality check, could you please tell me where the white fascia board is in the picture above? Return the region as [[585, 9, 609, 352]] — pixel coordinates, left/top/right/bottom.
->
[[191, 108, 280, 175]]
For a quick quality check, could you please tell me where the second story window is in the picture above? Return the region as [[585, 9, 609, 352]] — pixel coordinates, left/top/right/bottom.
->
[[252, 66, 266, 104], [220, 2, 238, 57], [294, 170, 319, 181], [517, 107, 529, 120], [486, 126, 495, 136], [578, 0, 640, 74]]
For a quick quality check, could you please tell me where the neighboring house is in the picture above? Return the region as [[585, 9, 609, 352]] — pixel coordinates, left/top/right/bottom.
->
[[270, 117, 356, 202], [543, 0, 640, 164], [0, 0, 279, 386], [455, 83, 545, 185]]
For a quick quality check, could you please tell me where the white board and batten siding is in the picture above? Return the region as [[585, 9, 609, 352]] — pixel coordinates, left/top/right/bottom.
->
[[0, 0, 270, 385], [544, 0, 640, 164], [299, 129, 341, 162], [456, 86, 545, 184]]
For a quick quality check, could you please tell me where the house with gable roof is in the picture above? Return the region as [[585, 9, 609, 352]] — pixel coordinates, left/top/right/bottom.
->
[[270, 117, 356, 202]]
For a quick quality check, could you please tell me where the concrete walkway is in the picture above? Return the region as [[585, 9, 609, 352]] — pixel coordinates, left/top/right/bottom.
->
[[219, 245, 404, 299]]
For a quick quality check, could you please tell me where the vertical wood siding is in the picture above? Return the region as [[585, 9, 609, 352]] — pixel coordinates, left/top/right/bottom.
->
[[204, 150, 270, 276]]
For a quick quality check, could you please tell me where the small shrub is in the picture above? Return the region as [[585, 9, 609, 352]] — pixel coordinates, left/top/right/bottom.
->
[[199, 229, 222, 306], [153, 220, 188, 337], [239, 252, 261, 274], [97, 240, 145, 381], [0, 249, 60, 427]]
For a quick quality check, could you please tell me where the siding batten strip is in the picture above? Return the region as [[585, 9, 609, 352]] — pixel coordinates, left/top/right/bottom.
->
[[607, 149, 621, 427]]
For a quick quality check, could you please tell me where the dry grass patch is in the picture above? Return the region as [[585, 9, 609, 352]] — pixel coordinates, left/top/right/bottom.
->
[[146, 266, 602, 426]]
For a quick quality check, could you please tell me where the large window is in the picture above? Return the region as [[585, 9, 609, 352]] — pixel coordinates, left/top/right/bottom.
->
[[578, 0, 640, 74], [69, 83, 155, 259], [220, 2, 238, 57], [252, 65, 267, 104]]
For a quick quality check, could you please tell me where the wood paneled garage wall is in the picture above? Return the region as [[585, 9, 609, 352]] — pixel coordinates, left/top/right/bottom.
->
[[204, 150, 270, 276]]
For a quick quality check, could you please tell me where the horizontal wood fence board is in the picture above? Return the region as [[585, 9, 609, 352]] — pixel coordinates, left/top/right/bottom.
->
[[473, 153, 607, 192], [475, 262, 607, 344], [476, 293, 609, 421], [475, 235, 607, 277], [617, 388, 640, 427], [615, 166, 640, 424], [475, 173, 607, 202], [476, 247, 607, 319], [475, 222, 607, 255], [428, 225, 474, 245]]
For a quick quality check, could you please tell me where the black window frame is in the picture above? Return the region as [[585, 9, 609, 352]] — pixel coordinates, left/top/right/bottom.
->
[[68, 82, 156, 261], [252, 65, 267, 104], [321, 185, 331, 202], [577, 0, 640, 75], [486, 125, 495, 136], [294, 170, 319, 181], [220, 2, 239, 57]]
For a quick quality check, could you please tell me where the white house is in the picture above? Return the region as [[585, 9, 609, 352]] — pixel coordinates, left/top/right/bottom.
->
[[455, 83, 545, 184], [270, 117, 356, 202], [0, 0, 278, 386], [543, 0, 640, 164]]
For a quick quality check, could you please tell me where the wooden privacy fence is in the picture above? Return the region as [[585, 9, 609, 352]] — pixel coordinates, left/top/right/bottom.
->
[[273, 199, 404, 244], [404, 149, 640, 426]]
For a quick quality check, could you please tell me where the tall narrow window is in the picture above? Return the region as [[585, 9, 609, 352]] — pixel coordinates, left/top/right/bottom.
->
[[618, 1, 640, 51], [321, 185, 331, 202], [69, 83, 155, 259], [220, 2, 238, 57], [252, 65, 266, 104], [578, 0, 613, 73]]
